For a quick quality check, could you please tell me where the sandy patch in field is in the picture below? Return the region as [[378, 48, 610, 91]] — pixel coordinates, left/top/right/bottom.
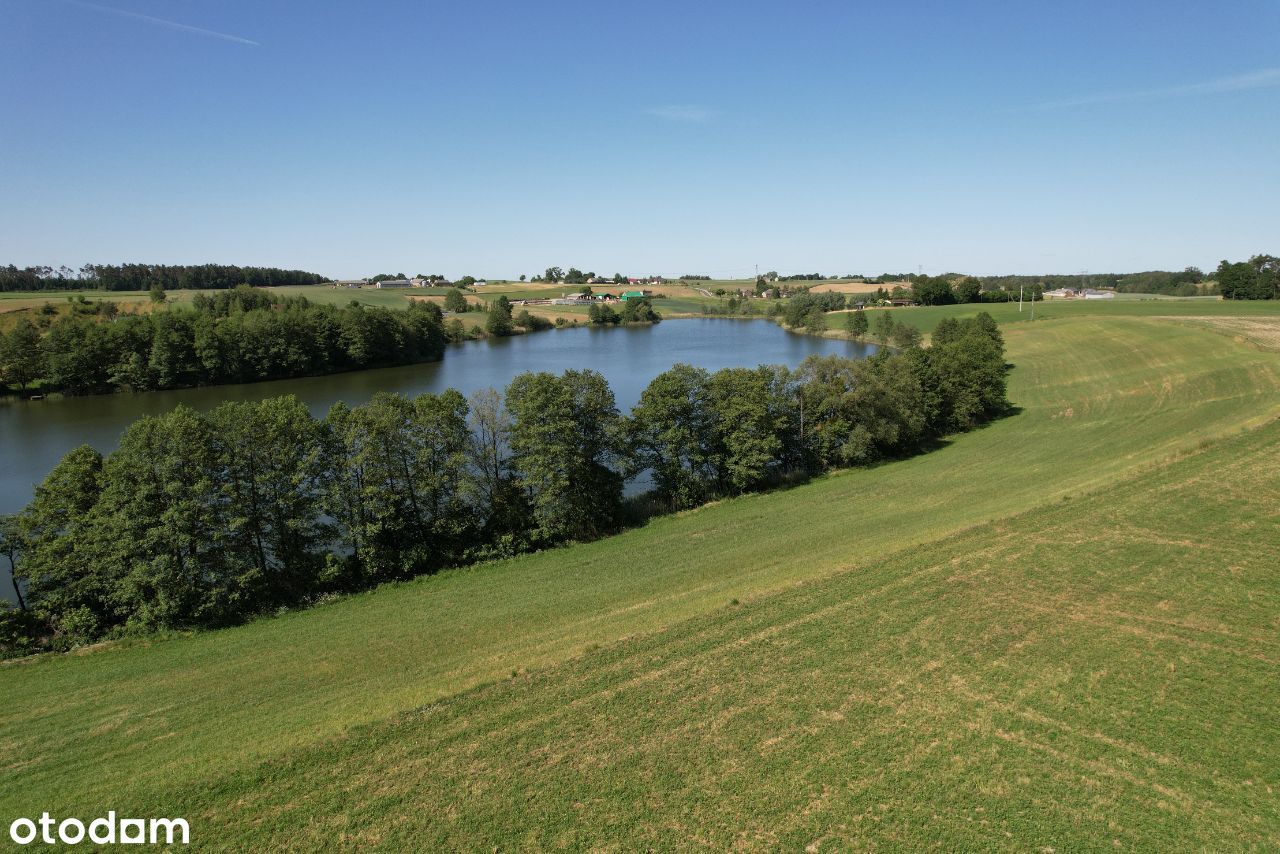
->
[[1159, 316, 1280, 351]]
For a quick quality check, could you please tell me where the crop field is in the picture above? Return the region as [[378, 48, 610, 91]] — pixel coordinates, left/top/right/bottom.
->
[[810, 279, 893, 294], [2, 309, 1278, 848]]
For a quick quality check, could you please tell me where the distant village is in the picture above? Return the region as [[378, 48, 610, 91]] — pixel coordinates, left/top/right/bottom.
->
[[329, 275, 671, 291], [331, 277, 466, 289]]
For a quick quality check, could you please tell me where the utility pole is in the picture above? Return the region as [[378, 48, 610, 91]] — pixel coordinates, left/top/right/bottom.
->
[[1019, 283, 1024, 313]]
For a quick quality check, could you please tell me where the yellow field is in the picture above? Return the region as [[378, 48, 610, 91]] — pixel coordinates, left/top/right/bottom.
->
[[809, 280, 895, 294]]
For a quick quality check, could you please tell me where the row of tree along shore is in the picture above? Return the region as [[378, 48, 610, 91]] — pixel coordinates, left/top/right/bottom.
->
[[0, 315, 1008, 656], [0, 287, 660, 398], [0, 287, 447, 396]]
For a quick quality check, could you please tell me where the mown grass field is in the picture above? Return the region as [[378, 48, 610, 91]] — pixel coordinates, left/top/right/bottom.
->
[[2, 310, 1279, 848], [825, 295, 1280, 337], [179, 417, 1280, 849]]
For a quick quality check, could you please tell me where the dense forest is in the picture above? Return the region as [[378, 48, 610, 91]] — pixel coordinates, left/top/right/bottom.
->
[[0, 287, 446, 395], [0, 315, 1009, 654], [0, 263, 327, 292]]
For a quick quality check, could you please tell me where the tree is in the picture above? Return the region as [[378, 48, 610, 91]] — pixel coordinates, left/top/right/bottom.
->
[[0, 319, 45, 391], [486, 295, 514, 336], [954, 277, 982, 304], [506, 370, 625, 543], [588, 303, 620, 325], [467, 388, 528, 553], [910, 276, 955, 306], [873, 311, 897, 346], [18, 445, 109, 646], [629, 364, 716, 508], [931, 316, 962, 346], [544, 267, 564, 283], [844, 309, 869, 339], [443, 288, 469, 313], [705, 366, 792, 494], [928, 314, 1009, 430], [514, 310, 552, 331], [207, 396, 330, 607], [1217, 255, 1278, 300], [793, 355, 876, 468], [147, 312, 197, 389], [444, 318, 467, 341], [41, 318, 113, 394], [321, 392, 472, 583], [891, 323, 923, 349], [519, 274, 527, 282], [149, 283, 167, 304], [96, 407, 241, 633], [0, 515, 25, 611], [619, 297, 661, 324]]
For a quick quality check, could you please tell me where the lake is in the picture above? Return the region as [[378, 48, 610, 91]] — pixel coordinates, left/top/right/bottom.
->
[[0, 318, 873, 594]]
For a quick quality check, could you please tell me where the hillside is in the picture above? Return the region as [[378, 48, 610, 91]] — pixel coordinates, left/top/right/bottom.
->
[[182, 413, 1280, 849], [2, 312, 1279, 848]]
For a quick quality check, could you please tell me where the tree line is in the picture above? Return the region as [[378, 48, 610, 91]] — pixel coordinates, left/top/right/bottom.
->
[[0, 314, 1009, 655], [588, 298, 662, 325], [0, 286, 446, 396], [1216, 254, 1278, 300], [0, 263, 327, 293]]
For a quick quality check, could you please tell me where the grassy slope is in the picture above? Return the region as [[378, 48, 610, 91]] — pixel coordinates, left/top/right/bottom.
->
[[1, 314, 1278, 827], [182, 416, 1280, 850], [825, 296, 1280, 336]]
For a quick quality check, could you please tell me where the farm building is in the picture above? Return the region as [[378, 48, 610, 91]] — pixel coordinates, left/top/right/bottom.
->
[[620, 289, 653, 299], [1044, 287, 1115, 300], [374, 279, 413, 288]]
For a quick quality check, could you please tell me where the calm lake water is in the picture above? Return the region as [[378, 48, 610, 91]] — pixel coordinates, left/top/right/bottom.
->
[[1, 319, 873, 516], [0, 318, 872, 601], [0, 318, 871, 568]]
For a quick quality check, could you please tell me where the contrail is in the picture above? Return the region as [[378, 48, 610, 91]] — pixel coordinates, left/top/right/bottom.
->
[[645, 105, 717, 123], [1037, 67, 1280, 109], [66, 0, 260, 46]]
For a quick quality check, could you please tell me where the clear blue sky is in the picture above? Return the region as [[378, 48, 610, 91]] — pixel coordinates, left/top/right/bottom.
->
[[2, 0, 1277, 279]]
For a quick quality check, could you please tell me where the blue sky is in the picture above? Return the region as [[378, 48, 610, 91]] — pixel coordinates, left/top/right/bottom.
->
[[1, 0, 1277, 279]]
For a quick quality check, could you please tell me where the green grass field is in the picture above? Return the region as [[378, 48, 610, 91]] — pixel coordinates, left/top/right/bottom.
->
[[2, 309, 1279, 848], [827, 295, 1280, 336], [181, 417, 1280, 849]]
